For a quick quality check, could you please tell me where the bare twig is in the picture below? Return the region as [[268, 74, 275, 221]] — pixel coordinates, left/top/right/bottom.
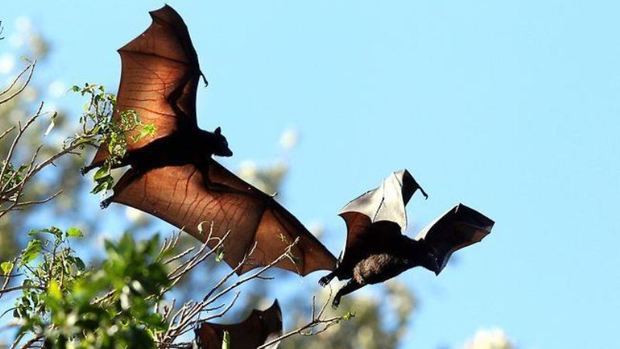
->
[[155, 235, 302, 347], [0, 62, 35, 105], [0, 285, 45, 295], [0, 126, 16, 141], [257, 287, 351, 349]]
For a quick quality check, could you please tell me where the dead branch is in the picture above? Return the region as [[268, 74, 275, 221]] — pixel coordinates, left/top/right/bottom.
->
[[155, 235, 302, 348], [257, 288, 352, 349], [0, 62, 35, 105]]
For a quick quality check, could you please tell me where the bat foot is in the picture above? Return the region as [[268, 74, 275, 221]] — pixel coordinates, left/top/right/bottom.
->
[[331, 297, 341, 309], [100, 198, 113, 209], [318, 275, 332, 287]]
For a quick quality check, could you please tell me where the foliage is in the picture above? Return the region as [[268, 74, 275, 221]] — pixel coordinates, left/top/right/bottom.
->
[[70, 83, 155, 194], [8, 230, 169, 348], [0, 14, 516, 349], [0, 42, 346, 346]]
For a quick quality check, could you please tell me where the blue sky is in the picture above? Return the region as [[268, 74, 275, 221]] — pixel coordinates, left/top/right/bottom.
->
[[4, 1, 620, 348]]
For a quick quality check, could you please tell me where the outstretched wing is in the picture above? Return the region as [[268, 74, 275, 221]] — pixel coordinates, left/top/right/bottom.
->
[[111, 159, 337, 276], [340, 169, 427, 232], [334, 169, 426, 277], [90, 5, 202, 166], [195, 300, 282, 349], [415, 203, 494, 274]]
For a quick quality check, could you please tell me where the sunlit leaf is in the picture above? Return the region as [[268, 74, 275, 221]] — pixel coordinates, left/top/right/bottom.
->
[[66, 227, 83, 238], [21, 240, 42, 265], [0, 261, 14, 275]]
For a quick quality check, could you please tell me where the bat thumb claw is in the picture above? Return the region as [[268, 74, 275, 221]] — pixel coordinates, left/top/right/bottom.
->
[[418, 186, 429, 200], [100, 198, 112, 209]]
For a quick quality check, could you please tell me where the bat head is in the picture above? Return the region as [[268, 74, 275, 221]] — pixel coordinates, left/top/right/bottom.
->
[[210, 127, 233, 157], [421, 249, 442, 276]]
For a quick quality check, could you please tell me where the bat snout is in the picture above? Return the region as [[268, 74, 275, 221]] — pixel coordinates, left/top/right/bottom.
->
[[215, 148, 233, 157]]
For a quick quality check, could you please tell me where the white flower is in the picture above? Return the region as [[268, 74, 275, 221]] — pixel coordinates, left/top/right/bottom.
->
[[279, 129, 299, 150], [125, 207, 146, 223], [463, 328, 513, 349], [238, 160, 258, 179], [0, 54, 15, 75]]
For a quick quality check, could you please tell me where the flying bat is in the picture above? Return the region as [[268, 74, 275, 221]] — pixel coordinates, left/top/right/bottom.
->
[[195, 300, 282, 349], [83, 5, 337, 276], [319, 170, 494, 307]]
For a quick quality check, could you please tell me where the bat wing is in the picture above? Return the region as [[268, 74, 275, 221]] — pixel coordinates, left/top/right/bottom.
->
[[111, 160, 337, 276], [339, 169, 426, 232], [195, 300, 282, 349], [335, 170, 426, 277], [90, 5, 202, 166], [335, 212, 402, 279], [415, 203, 494, 274]]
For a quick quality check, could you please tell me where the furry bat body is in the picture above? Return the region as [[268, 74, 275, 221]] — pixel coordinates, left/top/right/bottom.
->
[[84, 5, 336, 276], [320, 170, 494, 307]]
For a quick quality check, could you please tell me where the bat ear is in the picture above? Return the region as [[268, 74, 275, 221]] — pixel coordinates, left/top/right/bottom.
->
[[214, 127, 221, 135]]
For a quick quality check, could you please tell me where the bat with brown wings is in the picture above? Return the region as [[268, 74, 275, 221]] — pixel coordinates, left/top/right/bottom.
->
[[84, 6, 494, 310]]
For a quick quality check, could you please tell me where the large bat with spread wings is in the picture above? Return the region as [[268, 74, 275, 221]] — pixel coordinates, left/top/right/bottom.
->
[[195, 300, 282, 349], [319, 170, 494, 307], [83, 5, 336, 276]]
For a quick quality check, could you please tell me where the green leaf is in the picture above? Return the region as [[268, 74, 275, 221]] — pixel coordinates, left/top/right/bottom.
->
[[66, 227, 83, 238], [27, 229, 43, 237], [343, 311, 356, 320], [73, 257, 86, 271], [93, 166, 109, 180], [215, 246, 225, 263], [1, 261, 14, 275], [44, 226, 63, 239], [21, 240, 42, 265], [47, 280, 62, 301]]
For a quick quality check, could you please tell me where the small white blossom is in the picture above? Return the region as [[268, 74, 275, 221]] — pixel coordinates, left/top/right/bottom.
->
[[463, 328, 514, 349], [125, 207, 146, 223], [279, 129, 299, 150], [0, 54, 15, 74], [238, 160, 258, 179]]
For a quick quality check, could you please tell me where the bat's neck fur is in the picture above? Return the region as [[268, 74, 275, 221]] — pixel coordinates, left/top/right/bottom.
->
[[118, 128, 232, 171]]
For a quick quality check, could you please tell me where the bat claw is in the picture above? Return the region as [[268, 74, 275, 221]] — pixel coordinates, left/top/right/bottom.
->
[[100, 198, 112, 209], [331, 297, 340, 309], [318, 276, 331, 287]]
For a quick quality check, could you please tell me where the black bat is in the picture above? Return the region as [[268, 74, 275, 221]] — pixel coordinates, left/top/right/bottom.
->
[[319, 170, 494, 307], [83, 5, 337, 276], [195, 300, 282, 349]]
